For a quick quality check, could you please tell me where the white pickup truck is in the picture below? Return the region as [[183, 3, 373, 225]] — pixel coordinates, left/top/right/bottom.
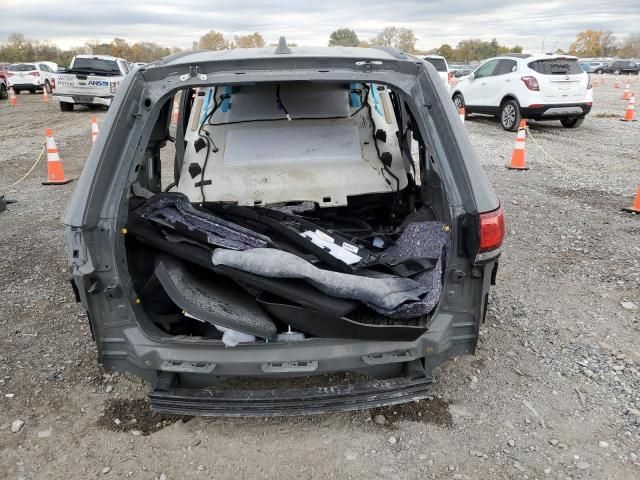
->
[[53, 55, 130, 111]]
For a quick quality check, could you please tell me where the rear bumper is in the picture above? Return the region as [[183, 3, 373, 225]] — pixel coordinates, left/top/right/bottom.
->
[[53, 93, 112, 106], [521, 102, 592, 120], [8, 81, 41, 89], [149, 361, 432, 416]]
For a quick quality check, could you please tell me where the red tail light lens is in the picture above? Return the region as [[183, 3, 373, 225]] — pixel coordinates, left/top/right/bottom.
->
[[521, 76, 539, 91], [29, 71, 40, 77], [478, 206, 505, 253]]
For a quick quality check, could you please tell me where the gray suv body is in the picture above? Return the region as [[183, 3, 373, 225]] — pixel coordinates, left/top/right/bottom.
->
[[65, 43, 504, 416]]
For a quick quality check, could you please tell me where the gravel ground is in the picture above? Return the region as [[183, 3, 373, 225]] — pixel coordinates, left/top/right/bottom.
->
[[1, 76, 639, 479]]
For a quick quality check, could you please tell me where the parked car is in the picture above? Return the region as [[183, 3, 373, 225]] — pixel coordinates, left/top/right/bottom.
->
[[5, 62, 57, 94], [450, 64, 474, 78], [451, 53, 593, 131], [587, 62, 610, 74], [65, 42, 504, 416], [53, 54, 130, 111], [602, 60, 640, 75], [422, 54, 452, 88], [0, 63, 8, 99]]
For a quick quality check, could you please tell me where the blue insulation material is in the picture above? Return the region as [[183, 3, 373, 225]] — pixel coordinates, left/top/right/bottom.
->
[[349, 82, 361, 108], [369, 83, 384, 116], [220, 86, 233, 112], [198, 88, 213, 127]]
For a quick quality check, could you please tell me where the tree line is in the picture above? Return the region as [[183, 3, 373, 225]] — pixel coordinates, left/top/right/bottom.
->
[[1, 28, 638, 67]]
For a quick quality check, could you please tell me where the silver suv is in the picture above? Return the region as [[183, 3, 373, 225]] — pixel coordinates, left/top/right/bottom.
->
[[65, 41, 504, 416]]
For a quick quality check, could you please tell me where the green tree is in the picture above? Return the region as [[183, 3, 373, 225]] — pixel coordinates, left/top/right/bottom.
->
[[198, 30, 228, 51], [328, 28, 359, 47]]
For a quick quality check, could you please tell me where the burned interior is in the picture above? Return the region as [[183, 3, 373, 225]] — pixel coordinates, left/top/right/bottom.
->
[[126, 80, 452, 345]]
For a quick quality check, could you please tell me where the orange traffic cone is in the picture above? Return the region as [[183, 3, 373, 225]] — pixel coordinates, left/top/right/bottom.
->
[[42, 87, 49, 102], [623, 83, 630, 100], [507, 120, 528, 170], [458, 107, 465, 124], [42, 128, 72, 185], [622, 185, 640, 214], [9, 87, 17, 106], [614, 79, 620, 89], [171, 97, 179, 124], [91, 116, 99, 144], [621, 93, 636, 122]]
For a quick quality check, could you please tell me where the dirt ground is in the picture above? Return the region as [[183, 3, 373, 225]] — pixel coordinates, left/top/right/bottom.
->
[[1, 75, 639, 479]]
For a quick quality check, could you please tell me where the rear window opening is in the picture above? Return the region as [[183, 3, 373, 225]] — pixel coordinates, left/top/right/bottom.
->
[[123, 80, 459, 345], [528, 58, 583, 75], [9, 64, 36, 71], [71, 58, 120, 74], [423, 57, 447, 72]]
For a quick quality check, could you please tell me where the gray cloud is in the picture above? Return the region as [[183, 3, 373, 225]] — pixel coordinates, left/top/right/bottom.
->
[[1, 0, 639, 52]]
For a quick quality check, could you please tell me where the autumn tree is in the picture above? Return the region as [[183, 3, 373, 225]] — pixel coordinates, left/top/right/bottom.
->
[[569, 30, 616, 57], [328, 28, 359, 47], [110, 37, 131, 58], [371, 27, 417, 53], [232, 32, 266, 49], [198, 30, 228, 51], [617, 32, 640, 59]]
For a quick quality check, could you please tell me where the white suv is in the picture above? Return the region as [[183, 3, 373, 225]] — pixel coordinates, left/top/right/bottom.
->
[[6, 62, 57, 94], [451, 54, 593, 131], [422, 55, 451, 90]]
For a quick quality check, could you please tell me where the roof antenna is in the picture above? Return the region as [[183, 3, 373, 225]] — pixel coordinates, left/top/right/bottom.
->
[[275, 36, 291, 55]]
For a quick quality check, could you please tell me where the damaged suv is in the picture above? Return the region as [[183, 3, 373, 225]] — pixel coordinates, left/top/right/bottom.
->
[[65, 40, 504, 416]]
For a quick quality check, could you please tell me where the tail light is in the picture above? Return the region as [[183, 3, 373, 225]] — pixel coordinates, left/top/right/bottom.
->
[[50, 78, 56, 89], [110, 81, 117, 93], [478, 206, 505, 253], [448, 72, 454, 82], [587, 76, 592, 89], [521, 76, 539, 91], [29, 72, 40, 77]]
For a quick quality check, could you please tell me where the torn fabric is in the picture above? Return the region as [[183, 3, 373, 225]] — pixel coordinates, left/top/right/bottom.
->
[[212, 248, 428, 312]]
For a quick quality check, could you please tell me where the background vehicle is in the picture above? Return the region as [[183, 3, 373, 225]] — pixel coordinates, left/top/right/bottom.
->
[[602, 60, 640, 75], [0, 63, 8, 99], [65, 44, 503, 416], [53, 54, 130, 111], [451, 53, 592, 131], [422, 54, 452, 88], [5, 62, 57, 94], [591, 62, 609, 74], [450, 63, 474, 77]]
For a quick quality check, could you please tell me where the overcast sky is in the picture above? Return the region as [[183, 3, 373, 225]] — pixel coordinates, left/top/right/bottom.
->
[[2, 0, 639, 52]]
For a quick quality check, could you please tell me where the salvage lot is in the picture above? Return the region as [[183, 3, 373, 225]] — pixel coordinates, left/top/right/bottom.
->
[[0, 76, 638, 479]]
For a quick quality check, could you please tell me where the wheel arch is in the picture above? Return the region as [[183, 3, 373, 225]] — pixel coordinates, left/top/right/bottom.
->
[[500, 94, 520, 108]]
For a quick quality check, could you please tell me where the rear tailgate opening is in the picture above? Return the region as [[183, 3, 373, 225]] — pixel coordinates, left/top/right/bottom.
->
[[123, 81, 455, 347]]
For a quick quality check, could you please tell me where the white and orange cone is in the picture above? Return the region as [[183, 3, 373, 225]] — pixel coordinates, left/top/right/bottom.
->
[[9, 87, 17, 106], [622, 185, 640, 214], [622, 93, 636, 122], [458, 107, 465, 124], [623, 83, 631, 100], [42, 87, 49, 102], [507, 120, 528, 170], [91, 116, 99, 144], [42, 128, 72, 185], [171, 96, 179, 124], [614, 79, 620, 89]]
